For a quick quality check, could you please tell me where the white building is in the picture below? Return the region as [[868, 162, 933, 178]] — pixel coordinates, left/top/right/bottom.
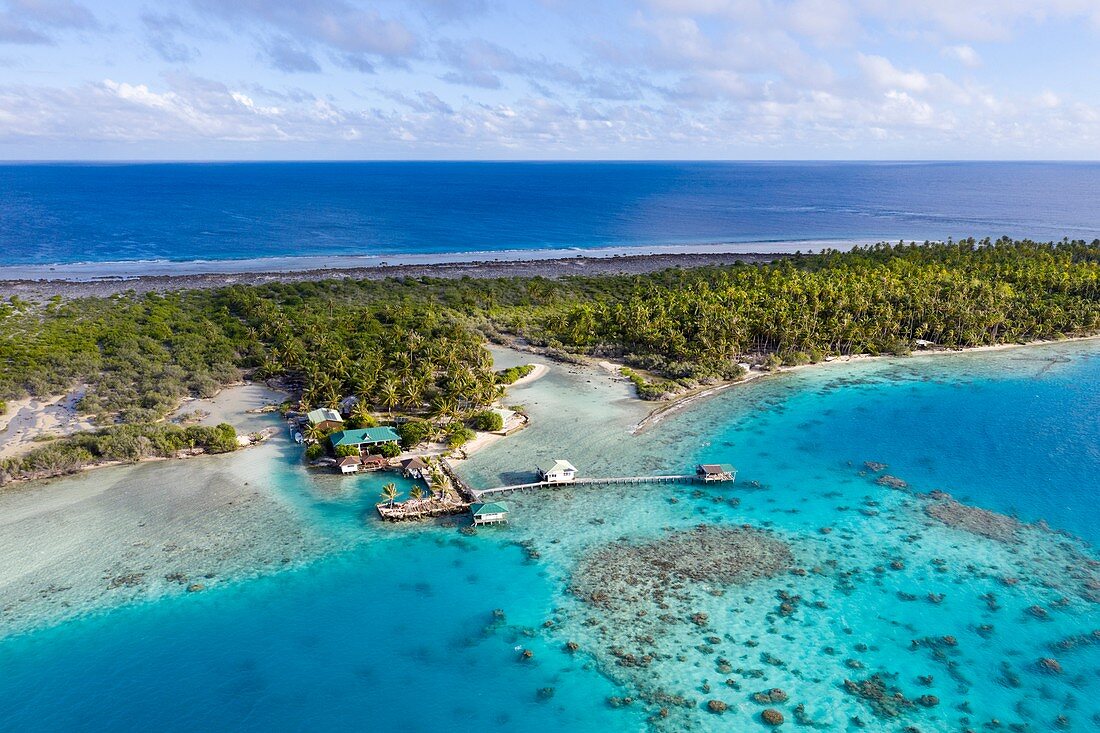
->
[[537, 459, 577, 484], [337, 456, 361, 474]]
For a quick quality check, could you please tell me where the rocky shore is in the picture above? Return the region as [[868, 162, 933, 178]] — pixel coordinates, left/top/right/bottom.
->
[[0, 251, 778, 300]]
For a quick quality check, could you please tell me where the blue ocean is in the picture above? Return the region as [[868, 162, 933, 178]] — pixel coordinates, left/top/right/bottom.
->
[[1, 161, 1099, 266], [1, 342, 1098, 732]]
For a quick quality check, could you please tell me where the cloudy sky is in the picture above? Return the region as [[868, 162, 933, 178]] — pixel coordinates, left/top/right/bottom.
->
[[0, 0, 1098, 159]]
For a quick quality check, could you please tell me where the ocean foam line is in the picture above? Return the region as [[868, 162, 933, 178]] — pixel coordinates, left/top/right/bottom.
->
[[0, 238, 906, 282]]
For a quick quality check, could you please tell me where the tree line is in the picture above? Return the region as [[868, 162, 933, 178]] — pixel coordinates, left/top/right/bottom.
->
[[0, 238, 1096, 430]]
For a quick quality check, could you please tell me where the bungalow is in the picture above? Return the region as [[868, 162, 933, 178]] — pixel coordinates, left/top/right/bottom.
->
[[337, 455, 361, 475], [401, 456, 429, 480], [537, 459, 577, 484], [696, 463, 737, 483], [471, 501, 509, 525], [361, 455, 389, 471], [307, 407, 344, 432], [329, 426, 402, 453]]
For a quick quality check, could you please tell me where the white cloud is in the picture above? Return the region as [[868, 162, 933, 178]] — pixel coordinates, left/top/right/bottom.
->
[[941, 44, 982, 67], [857, 54, 931, 93]]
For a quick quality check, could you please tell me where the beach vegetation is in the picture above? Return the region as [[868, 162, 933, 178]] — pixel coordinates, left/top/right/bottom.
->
[[333, 444, 359, 458], [495, 364, 535, 385], [470, 410, 504, 432], [304, 443, 325, 461], [446, 426, 476, 449], [0, 422, 237, 484]]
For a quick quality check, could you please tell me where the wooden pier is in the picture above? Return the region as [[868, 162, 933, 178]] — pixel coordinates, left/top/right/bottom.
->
[[472, 473, 711, 499], [375, 458, 736, 523]]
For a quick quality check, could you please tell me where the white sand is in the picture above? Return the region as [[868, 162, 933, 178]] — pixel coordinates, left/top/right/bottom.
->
[[507, 363, 549, 387], [170, 383, 287, 434], [0, 388, 96, 460]]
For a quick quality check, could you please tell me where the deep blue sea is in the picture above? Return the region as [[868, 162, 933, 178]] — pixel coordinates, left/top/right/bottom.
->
[[1, 161, 1098, 266]]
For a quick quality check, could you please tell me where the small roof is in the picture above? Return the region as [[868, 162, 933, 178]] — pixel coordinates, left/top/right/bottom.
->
[[402, 456, 429, 471], [337, 455, 361, 467], [330, 426, 401, 447], [539, 459, 576, 473], [307, 408, 343, 425], [362, 455, 388, 464], [698, 463, 737, 474], [471, 501, 509, 515]]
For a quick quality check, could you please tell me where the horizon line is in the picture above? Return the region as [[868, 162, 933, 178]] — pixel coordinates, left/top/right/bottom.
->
[[1, 158, 1099, 165]]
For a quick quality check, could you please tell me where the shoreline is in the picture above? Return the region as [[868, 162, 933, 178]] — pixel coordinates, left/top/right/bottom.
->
[[0, 251, 788, 300], [0, 383, 287, 487], [628, 334, 1100, 434], [0, 239, 869, 284]]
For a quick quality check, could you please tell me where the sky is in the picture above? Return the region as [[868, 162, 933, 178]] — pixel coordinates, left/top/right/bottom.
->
[[0, 0, 1098, 160]]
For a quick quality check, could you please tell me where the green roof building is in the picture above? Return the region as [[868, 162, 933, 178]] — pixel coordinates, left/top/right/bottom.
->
[[470, 501, 509, 525], [329, 426, 401, 449]]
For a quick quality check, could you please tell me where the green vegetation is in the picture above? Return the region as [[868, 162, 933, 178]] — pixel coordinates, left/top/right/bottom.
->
[[304, 443, 325, 461], [0, 399, 6, 415], [495, 363, 535, 385], [1, 239, 1097, 428], [380, 482, 398, 507], [619, 367, 676, 401], [470, 409, 504, 432], [446, 425, 476, 449], [0, 422, 237, 484], [396, 419, 433, 449], [333, 444, 359, 458]]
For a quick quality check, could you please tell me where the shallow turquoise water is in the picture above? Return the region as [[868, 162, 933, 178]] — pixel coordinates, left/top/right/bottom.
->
[[1, 342, 1098, 732]]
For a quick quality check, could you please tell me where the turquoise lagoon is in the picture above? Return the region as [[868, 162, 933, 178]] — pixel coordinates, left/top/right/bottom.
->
[[1, 342, 1098, 732]]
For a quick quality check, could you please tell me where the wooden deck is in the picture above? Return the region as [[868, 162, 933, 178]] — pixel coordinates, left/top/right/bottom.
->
[[472, 473, 709, 499]]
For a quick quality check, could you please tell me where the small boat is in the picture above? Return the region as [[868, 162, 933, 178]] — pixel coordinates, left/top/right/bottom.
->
[[292, 430, 303, 444]]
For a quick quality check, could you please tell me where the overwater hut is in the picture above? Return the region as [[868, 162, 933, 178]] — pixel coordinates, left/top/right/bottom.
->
[[401, 456, 429, 480], [329, 426, 402, 454], [337, 455, 362, 474], [307, 408, 344, 432], [537, 459, 577, 484], [696, 463, 737, 483], [471, 501, 509, 525]]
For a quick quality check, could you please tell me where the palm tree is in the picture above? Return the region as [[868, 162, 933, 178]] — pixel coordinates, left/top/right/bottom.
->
[[379, 378, 401, 416], [380, 483, 399, 508], [350, 400, 375, 427], [409, 486, 424, 501], [304, 424, 327, 443]]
